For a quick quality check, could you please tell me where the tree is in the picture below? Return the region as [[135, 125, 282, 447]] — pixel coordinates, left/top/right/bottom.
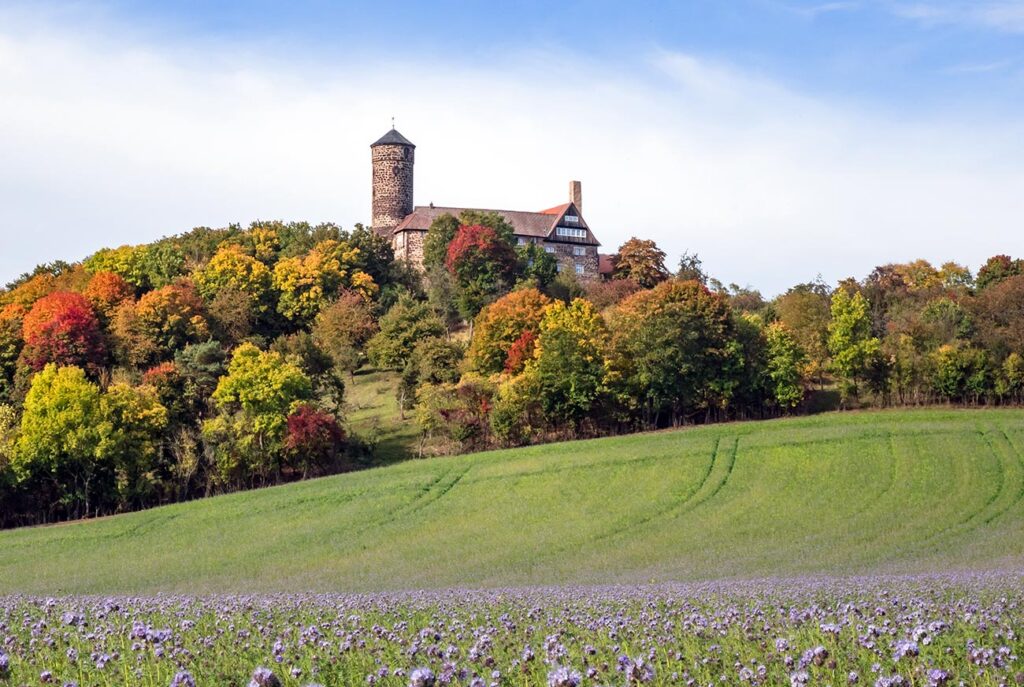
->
[[19, 291, 106, 377], [273, 240, 377, 324], [608, 279, 738, 427], [366, 295, 446, 370], [976, 254, 1023, 291], [445, 225, 519, 320], [0, 306, 24, 403], [109, 280, 209, 369], [612, 238, 669, 288], [14, 364, 106, 519], [270, 331, 344, 410], [525, 298, 609, 428], [194, 244, 274, 315], [83, 271, 135, 318], [516, 243, 558, 289], [764, 322, 806, 409], [203, 343, 314, 487], [97, 383, 169, 510], [467, 288, 551, 376], [775, 282, 832, 388], [827, 288, 881, 403], [312, 291, 378, 377], [968, 274, 1024, 361], [399, 336, 464, 412], [422, 213, 461, 269], [677, 251, 707, 284], [283, 404, 347, 479], [931, 343, 993, 403]]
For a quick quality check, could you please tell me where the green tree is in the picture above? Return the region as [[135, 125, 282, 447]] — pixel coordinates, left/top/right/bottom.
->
[[14, 365, 105, 519], [827, 288, 881, 403], [399, 336, 464, 412], [422, 213, 461, 270], [203, 343, 314, 487], [97, 383, 169, 510], [366, 295, 446, 370], [608, 279, 738, 426], [525, 298, 608, 429], [765, 322, 806, 409]]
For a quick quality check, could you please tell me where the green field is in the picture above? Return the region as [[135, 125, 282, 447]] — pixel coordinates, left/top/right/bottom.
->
[[1, 408, 1023, 594]]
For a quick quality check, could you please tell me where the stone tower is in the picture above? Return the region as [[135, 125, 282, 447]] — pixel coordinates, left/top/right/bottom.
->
[[370, 128, 415, 237]]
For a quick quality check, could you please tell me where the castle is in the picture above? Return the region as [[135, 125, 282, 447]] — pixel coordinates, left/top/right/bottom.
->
[[370, 128, 602, 280]]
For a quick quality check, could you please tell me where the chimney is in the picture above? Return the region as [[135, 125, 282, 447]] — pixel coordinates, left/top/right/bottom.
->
[[569, 180, 583, 215]]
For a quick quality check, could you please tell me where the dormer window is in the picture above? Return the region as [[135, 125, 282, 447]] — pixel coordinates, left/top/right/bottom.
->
[[556, 227, 587, 239]]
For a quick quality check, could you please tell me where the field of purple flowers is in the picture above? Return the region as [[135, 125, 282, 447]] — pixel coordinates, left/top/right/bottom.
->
[[1, 572, 1021, 687]]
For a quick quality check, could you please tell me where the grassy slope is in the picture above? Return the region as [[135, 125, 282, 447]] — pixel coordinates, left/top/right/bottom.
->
[[345, 369, 417, 464], [2, 408, 1023, 594]]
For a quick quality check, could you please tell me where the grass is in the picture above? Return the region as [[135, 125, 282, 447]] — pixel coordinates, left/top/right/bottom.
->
[[1, 407, 1023, 594], [345, 368, 418, 464]]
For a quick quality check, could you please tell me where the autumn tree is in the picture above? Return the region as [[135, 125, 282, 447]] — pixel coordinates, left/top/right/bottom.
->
[[525, 298, 609, 429], [608, 279, 738, 427], [446, 225, 519, 320], [109, 280, 209, 369], [466, 288, 551, 376], [83, 271, 135, 318], [398, 336, 464, 413], [283, 404, 347, 479], [976, 254, 1023, 291], [774, 281, 831, 388], [97, 382, 169, 510], [312, 292, 378, 377], [968, 274, 1024, 361], [19, 291, 106, 377], [612, 237, 669, 288], [194, 244, 274, 316], [273, 240, 377, 324]]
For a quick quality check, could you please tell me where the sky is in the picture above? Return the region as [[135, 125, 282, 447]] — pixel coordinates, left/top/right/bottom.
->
[[0, 1, 1022, 295]]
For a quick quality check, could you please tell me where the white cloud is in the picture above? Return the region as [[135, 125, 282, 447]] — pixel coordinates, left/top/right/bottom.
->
[[0, 12, 1022, 295], [891, 1, 1024, 33]]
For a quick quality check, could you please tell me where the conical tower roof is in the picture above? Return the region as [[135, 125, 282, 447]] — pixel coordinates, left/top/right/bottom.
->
[[371, 128, 415, 148]]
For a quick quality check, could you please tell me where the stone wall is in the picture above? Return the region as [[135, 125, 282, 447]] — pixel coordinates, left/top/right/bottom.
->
[[394, 230, 426, 268], [545, 241, 600, 281], [371, 144, 414, 237]]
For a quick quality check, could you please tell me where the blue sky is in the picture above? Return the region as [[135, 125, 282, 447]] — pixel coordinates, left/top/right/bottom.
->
[[1, 0, 1022, 293]]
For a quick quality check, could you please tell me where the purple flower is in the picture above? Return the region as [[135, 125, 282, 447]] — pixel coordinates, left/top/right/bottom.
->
[[409, 667, 436, 687], [249, 666, 282, 687], [40, 670, 53, 683], [547, 666, 581, 687], [170, 671, 197, 687], [927, 669, 951, 687]]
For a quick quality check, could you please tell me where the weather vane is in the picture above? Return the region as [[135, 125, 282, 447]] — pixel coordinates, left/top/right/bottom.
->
[[391, 116, 395, 129]]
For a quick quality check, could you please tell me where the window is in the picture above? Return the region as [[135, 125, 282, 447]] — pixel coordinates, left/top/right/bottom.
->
[[564, 214, 580, 223], [395, 232, 405, 249], [575, 263, 586, 275], [573, 246, 586, 256], [545, 246, 555, 253], [517, 237, 528, 245], [556, 227, 587, 239]]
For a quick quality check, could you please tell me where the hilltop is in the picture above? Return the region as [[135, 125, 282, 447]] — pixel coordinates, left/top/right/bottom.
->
[[1, 408, 1022, 594]]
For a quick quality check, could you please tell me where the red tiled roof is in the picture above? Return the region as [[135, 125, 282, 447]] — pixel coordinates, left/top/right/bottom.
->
[[394, 204, 599, 245], [598, 253, 615, 275]]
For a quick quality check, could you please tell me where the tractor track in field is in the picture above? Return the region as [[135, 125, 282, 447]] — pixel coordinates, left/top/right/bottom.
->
[[911, 425, 1018, 552]]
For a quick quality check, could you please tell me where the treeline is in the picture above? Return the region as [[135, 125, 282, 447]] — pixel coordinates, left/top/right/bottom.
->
[[0, 212, 1022, 526], [0, 222, 421, 526]]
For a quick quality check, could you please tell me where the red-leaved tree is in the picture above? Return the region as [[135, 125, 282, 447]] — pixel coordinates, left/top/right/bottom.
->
[[445, 225, 519, 321], [283, 404, 347, 478], [19, 291, 106, 376]]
